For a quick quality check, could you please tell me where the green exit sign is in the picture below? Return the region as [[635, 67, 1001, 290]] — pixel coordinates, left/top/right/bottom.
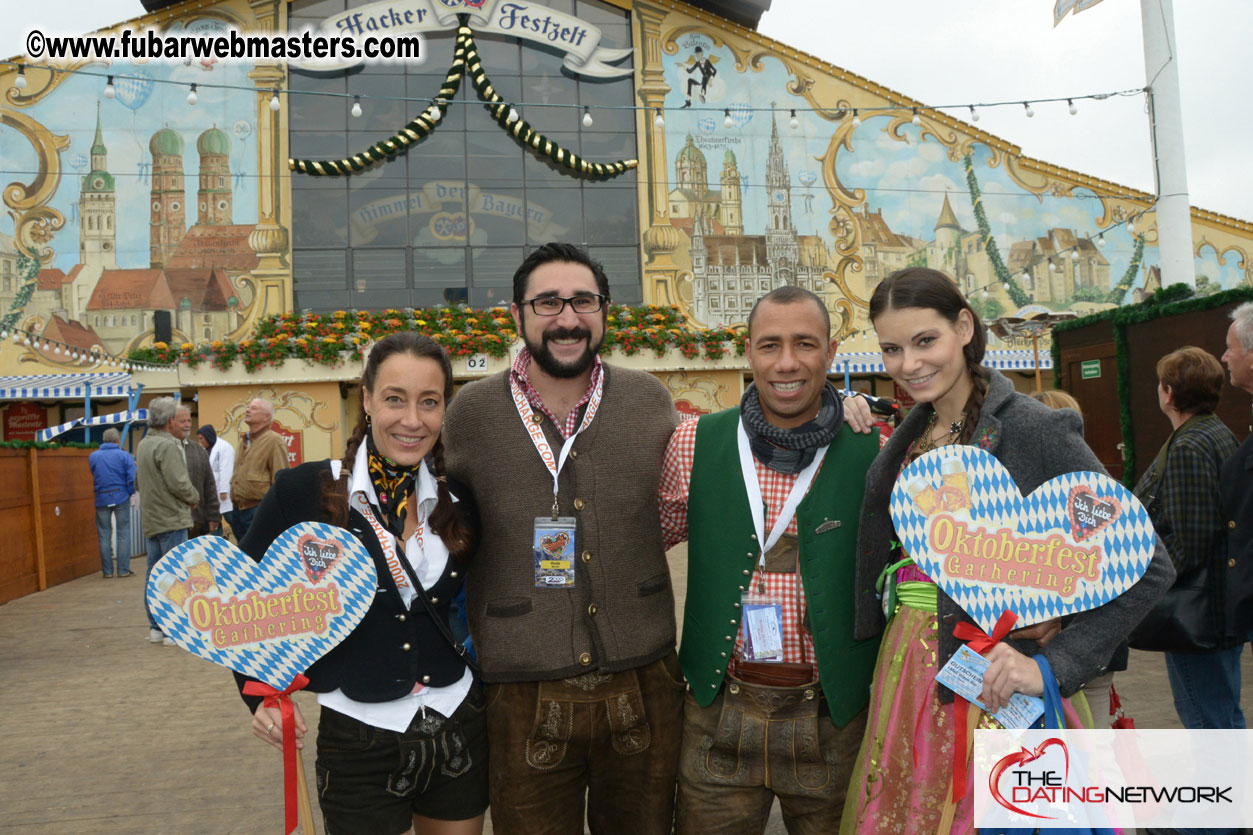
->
[[1081, 359, 1102, 379]]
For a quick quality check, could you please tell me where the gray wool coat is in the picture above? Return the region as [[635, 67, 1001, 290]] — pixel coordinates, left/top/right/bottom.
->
[[853, 368, 1175, 698]]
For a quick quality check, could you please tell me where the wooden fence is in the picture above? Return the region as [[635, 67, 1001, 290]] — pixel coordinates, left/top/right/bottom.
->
[[0, 448, 116, 605]]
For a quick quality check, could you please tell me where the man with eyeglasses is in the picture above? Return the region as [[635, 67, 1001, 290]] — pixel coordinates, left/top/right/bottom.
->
[[445, 242, 683, 834]]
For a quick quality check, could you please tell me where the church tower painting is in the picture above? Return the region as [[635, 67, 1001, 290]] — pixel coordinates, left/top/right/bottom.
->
[[196, 126, 233, 226], [79, 103, 116, 269], [149, 126, 186, 269], [676, 135, 708, 196], [720, 150, 743, 236], [764, 113, 799, 270]]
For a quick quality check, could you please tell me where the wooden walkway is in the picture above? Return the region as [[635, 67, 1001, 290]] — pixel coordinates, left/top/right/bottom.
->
[[2, 545, 1250, 833]]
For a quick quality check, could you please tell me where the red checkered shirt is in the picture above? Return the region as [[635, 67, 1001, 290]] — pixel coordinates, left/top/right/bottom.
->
[[510, 347, 605, 439], [659, 416, 817, 666]]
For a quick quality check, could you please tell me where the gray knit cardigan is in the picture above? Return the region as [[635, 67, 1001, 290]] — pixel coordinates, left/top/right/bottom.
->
[[444, 363, 680, 683], [853, 368, 1176, 698]]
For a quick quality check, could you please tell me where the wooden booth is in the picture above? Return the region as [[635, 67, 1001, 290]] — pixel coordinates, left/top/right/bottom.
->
[[1053, 287, 1253, 486]]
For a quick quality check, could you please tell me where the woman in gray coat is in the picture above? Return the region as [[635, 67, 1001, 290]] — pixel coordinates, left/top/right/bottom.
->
[[840, 268, 1174, 834]]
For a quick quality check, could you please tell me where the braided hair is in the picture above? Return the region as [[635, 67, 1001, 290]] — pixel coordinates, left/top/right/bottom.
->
[[319, 332, 475, 560], [869, 267, 989, 443]]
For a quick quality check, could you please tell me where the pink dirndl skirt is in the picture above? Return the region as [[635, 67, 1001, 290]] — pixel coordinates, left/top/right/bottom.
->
[[840, 601, 1097, 835]]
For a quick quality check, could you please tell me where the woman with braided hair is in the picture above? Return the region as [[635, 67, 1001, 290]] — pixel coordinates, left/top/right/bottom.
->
[[840, 268, 1173, 833], [236, 332, 487, 835]]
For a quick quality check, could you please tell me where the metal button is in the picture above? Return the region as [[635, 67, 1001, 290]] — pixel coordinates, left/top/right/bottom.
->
[[1230, 521, 1238, 529], [750, 534, 758, 540], [742, 569, 750, 576], [714, 668, 721, 674], [579, 652, 592, 665], [397, 614, 407, 622], [570, 449, 578, 458], [450, 571, 458, 578], [402, 643, 411, 651], [725, 635, 733, 641], [531, 413, 543, 423], [720, 652, 727, 658], [1231, 558, 1238, 567], [430, 597, 439, 604], [588, 603, 598, 616], [710, 683, 717, 689], [728, 683, 740, 695], [574, 498, 585, 510], [581, 550, 592, 563], [734, 602, 740, 608], [747, 552, 754, 558], [738, 586, 745, 591], [804, 689, 816, 700], [422, 675, 431, 684], [730, 619, 737, 624]]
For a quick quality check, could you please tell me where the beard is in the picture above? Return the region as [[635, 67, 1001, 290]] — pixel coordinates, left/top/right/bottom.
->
[[524, 322, 605, 379]]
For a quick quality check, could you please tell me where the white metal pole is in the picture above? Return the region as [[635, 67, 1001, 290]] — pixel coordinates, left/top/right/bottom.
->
[[1140, 0, 1195, 287]]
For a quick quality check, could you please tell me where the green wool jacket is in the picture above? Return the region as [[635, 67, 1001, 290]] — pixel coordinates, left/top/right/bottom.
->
[[680, 407, 881, 726], [135, 429, 199, 538]]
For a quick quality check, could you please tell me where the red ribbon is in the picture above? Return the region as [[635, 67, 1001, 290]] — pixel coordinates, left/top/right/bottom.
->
[[243, 674, 310, 834], [949, 610, 1017, 802]]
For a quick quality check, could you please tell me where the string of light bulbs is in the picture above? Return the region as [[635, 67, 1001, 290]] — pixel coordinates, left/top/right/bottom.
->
[[2, 59, 1146, 126], [1, 325, 174, 372]]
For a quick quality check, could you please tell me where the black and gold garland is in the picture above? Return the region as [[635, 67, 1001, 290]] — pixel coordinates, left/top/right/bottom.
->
[[289, 18, 637, 180]]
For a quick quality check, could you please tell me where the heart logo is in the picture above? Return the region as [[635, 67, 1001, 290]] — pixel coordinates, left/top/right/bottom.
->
[[298, 534, 342, 583], [146, 522, 377, 689], [889, 446, 1154, 633], [1067, 486, 1122, 542], [539, 531, 570, 557]]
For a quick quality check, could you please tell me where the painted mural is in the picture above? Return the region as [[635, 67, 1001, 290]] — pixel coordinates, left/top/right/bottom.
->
[[634, 0, 1253, 352], [0, 0, 290, 370]]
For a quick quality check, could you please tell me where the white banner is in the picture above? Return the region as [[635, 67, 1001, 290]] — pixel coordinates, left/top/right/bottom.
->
[[975, 729, 1253, 829], [295, 0, 633, 77]]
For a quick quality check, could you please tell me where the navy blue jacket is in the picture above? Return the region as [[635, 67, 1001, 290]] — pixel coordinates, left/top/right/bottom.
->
[[237, 460, 478, 712], [89, 443, 136, 507]]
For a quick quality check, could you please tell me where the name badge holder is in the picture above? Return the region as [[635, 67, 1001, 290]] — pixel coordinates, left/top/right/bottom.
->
[[534, 516, 577, 588], [511, 373, 604, 591], [734, 421, 827, 663], [740, 591, 786, 661]]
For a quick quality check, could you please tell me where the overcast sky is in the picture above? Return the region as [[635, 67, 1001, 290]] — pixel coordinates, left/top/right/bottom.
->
[[5, 0, 1250, 221]]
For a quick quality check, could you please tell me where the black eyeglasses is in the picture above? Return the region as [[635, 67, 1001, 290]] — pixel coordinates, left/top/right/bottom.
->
[[522, 294, 608, 316]]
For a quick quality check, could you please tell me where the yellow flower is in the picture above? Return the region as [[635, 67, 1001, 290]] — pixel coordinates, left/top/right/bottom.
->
[[416, 319, 428, 327], [179, 342, 193, 351], [153, 341, 169, 350]]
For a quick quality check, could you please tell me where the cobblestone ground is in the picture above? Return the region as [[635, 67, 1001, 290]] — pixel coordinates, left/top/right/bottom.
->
[[1, 543, 1247, 833]]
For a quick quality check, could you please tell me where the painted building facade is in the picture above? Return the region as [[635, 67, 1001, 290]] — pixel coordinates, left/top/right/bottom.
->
[[0, 0, 1252, 445]]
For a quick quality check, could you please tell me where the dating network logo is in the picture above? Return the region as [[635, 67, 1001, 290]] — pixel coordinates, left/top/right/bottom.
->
[[989, 735, 1234, 820], [990, 737, 1076, 819]]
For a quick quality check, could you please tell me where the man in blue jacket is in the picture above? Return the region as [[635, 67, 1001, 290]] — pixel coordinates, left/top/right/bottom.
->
[[89, 427, 137, 578]]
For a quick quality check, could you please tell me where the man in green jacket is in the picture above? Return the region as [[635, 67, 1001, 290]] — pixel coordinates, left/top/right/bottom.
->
[[136, 396, 199, 646], [658, 286, 880, 833]]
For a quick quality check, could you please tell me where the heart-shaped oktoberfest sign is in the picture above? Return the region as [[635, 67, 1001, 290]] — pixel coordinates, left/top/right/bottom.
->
[[889, 446, 1154, 633], [146, 522, 377, 689]]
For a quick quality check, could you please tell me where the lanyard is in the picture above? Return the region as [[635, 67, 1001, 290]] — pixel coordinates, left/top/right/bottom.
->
[[350, 491, 424, 605], [736, 419, 828, 571], [510, 373, 604, 519]]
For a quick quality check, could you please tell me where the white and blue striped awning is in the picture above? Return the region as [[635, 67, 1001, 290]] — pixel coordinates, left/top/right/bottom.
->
[[36, 409, 148, 442], [830, 349, 1052, 375], [0, 372, 134, 400]]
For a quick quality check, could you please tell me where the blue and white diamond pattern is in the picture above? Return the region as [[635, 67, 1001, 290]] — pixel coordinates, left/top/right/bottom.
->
[[146, 522, 377, 690], [889, 446, 1154, 633]]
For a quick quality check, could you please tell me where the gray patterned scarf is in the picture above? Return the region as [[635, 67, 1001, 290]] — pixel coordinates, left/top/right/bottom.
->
[[740, 382, 843, 474]]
